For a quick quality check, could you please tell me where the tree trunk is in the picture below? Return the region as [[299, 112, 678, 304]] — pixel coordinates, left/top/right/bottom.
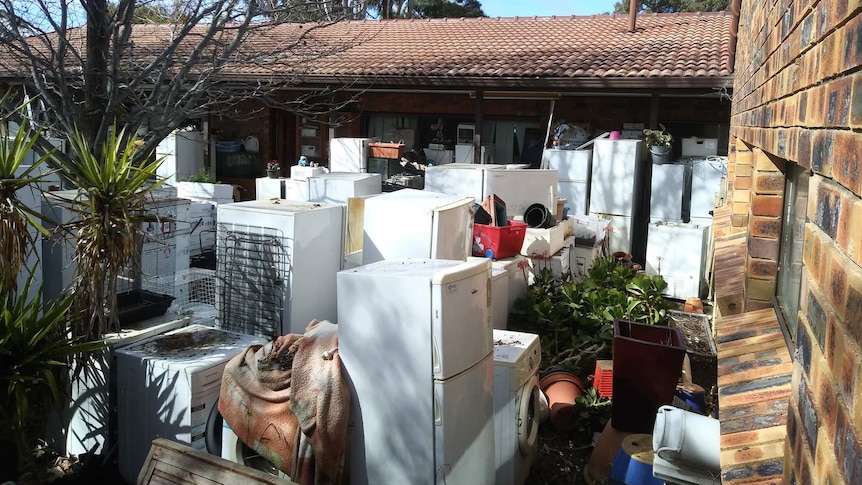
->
[[85, 0, 110, 154]]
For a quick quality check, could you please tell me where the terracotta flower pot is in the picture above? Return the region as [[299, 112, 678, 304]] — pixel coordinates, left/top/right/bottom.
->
[[539, 369, 585, 430]]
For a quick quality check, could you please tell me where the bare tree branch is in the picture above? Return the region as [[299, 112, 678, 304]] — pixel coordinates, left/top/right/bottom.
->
[[0, 0, 370, 161]]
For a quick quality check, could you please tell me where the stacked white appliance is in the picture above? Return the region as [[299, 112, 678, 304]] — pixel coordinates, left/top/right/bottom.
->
[[362, 188, 473, 264], [255, 177, 309, 201], [329, 137, 373, 173], [542, 148, 592, 216], [115, 324, 264, 483], [589, 139, 647, 257], [645, 221, 710, 299], [650, 160, 686, 223], [687, 155, 728, 226], [454, 123, 495, 164], [424, 164, 559, 221], [337, 258, 495, 485], [156, 129, 206, 184], [216, 200, 343, 338], [307, 172, 381, 205], [492, 329, 542, 485]]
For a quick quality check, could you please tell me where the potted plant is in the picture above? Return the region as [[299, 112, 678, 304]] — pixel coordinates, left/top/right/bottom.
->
[[266, 159, 280, 178], [177, 168, 234, 201], [643, 126, 673, 164], [0, 273, 106, 473]]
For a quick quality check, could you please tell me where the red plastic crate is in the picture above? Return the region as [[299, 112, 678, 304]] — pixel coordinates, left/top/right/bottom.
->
[[593, 360, 614, 399], [472, 220, 527, 259]]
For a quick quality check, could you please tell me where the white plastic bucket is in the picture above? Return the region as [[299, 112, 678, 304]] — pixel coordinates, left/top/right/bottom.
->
[[652, 405, 721, 472]]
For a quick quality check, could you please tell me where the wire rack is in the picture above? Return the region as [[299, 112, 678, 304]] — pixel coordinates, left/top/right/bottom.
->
[[216, 223, 288, 339]]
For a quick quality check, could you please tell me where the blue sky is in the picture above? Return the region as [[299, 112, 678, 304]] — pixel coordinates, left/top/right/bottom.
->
[[480, 0, 620, 17]]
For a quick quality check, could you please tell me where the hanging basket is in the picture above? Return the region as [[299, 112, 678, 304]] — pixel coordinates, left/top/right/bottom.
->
[[369, 142, 405, 159]]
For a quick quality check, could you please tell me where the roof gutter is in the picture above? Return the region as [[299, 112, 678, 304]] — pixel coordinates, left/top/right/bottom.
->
[[728, 0, 741, 73]]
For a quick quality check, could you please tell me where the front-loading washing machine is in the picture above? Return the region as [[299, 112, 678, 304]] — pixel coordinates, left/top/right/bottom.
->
[[221, 419, 294, 480], [493, 329, 542, 485]]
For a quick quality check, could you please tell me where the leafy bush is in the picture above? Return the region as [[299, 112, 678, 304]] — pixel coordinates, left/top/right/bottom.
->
[[509, 257, 670, 376], [187, 168, 218, 183]]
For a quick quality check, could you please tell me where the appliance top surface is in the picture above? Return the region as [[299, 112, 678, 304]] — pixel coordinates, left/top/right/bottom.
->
[[342, 257, 485, 279], [315, 172, 380, 181], [372, 188, 472, 206], [427, 163, 505, 171], [222, 199, 334, 213], [115, 324, 262, 362], [492, 329, 540, 365]]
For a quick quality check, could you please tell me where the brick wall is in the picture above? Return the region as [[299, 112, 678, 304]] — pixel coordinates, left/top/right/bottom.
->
[[730, 1, 862, 483]]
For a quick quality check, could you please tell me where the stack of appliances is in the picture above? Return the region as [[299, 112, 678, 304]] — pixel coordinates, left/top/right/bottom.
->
[[455, 123, 494, 164], [542, 147, 592, 217], [362, 189, 474, 264], [115, 324, 265, 483], [216, 199, 343, 338], [645, 137, 726, 300], [329, 137, 373, 173], [589, 139, 648, 260], [337, 258, 495, 484], [492, 329, 542, 485], [424, 164, 559, 221]]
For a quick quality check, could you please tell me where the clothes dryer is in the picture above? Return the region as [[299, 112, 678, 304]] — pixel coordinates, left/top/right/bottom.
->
[[493, 329, 542, 485]]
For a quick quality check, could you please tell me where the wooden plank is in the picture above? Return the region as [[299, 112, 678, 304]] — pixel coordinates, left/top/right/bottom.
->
[[138, 438, 294, 485], [346, 196, 365, 254]]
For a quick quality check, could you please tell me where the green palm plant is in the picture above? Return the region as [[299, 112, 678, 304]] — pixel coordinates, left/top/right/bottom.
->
[[0, 105, 57, 295], [59, 125, 166, 341], [0, 272, 106, 459]]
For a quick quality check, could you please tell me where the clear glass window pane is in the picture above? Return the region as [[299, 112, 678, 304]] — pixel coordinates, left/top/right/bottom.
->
[[776, 164, 809, 343]]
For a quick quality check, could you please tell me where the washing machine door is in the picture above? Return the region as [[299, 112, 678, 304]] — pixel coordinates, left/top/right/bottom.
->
[[518, 374, 541, 455]]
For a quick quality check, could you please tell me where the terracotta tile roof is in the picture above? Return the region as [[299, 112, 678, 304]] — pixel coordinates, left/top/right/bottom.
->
[[0, 12, 733, 90], [282, 13, 734, 86]]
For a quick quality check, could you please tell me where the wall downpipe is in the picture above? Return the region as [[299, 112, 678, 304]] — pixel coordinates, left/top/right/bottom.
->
[[728, 0, 741, 73]]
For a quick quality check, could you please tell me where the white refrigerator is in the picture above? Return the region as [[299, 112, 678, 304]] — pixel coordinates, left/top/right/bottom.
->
[[216, 199, 344, 337], [424, 164, 558, 221], [330, 137, 373, 173], [543, 148, 592, 216], [424, 163, 502, 202], [337, 258, 495, 485], [307, 172, 381, 205], [362, 189, 474, 264], [589, 139, 647, 257]]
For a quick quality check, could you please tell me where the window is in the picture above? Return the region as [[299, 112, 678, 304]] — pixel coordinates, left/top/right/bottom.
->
[[775, 164, 809, 346]]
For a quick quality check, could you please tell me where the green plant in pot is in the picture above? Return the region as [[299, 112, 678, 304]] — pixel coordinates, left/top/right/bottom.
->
[[643, 125, 673, 164], [0, 273, 106, 469]]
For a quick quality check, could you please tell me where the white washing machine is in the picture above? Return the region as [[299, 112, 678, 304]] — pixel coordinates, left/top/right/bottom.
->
[[493, 329, 542, 485], [221, 421, 295, 481], [115, 324, 264, 483]]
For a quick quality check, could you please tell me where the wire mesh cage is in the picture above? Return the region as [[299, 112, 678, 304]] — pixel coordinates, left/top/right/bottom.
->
[[216, 223, 288, 339]]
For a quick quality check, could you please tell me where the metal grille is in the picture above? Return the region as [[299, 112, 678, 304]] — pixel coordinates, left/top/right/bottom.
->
[[216, 223, 288, 339]]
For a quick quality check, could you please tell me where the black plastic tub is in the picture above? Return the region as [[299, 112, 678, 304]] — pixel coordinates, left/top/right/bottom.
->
[[116, 290, 175, 327]]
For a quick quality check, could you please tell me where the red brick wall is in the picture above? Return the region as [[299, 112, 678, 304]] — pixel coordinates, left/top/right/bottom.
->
[[730, 1, 862, 483]]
